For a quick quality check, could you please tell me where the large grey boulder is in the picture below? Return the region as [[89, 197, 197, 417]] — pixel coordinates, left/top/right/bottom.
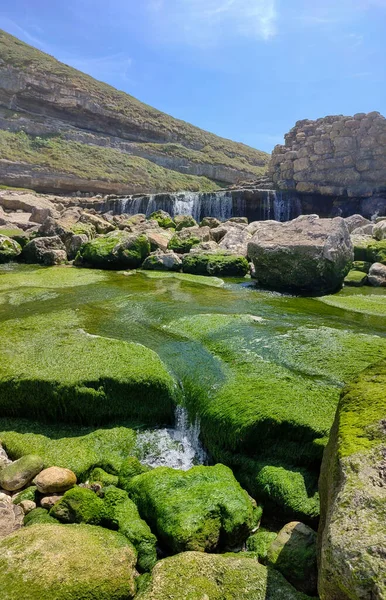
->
[[373, 220, 386, 240], [368, 262, 386, 286], [22, 236, 67, 265], [247, 215, 353, 295], [318, 361, 386, 600], [142, 251, 182, 272], [218, 227, 252, 257], [30, 205, 60, 225], [344, 214, 372, 233]]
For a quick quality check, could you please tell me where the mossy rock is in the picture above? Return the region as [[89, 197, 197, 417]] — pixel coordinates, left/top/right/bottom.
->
[[353, 236, 386, 264], [246, 528, 277, 562], [24, 507, 59, 526], [51, 485, 157, 572], [0, 454, 43, 491], [127, 463, 259, 554], [343, 269, 368, 286], [89, 467, 119, 487], [0, 423, 137, 480], [12, 485, 37, 505], [352, 260, 371, 273], [70, 222, 96, 239], [318, 360, 386, 600], [174, 215, 197, 231], [0, 310, 176, 426], [148, 210, 175, 229], [267, 521, 317, 595], [182, 253, 249, 277], [118, 457, 151, 493], [135, 551, 309, 600], [0, 523, 137, 599], [75, 230, 150, 269], [0, 235, 22, 263], [168, 233, 201, 254]]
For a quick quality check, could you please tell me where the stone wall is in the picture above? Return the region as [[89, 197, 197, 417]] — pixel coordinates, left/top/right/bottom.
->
[[268, 112, 386, 197]]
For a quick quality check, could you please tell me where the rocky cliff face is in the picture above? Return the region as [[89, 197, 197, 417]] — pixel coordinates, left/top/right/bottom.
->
[[0, 30, 268, 194], [268, 112, 386, 198]]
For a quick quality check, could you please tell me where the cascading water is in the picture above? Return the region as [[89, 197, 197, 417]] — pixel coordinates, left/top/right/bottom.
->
[[106, 189, 302, 222], [135, 405, 207, 470]]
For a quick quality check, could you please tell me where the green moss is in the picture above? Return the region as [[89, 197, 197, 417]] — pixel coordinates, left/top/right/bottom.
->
[[51, 486, 107, 525], [76, 231, 150, 269], [140, 270, 224, 287], [128, 464, 258, 554], [318, 289, 386, 316], [353, 237, 386, 264], [118, 457, 151, 493], [135, 551, 308, 600], [182, 254, 249, 277], [12, 486, 37, 505], [148, 211, 175, 229], [168, 234, 201, 254], [0, 235, 22, 263], [24, 508, 59, 526], [246, 528, 277, 561], [344, 269, 368, 286], [0, 523, 137, 599], [0, 309, 176, 426], [352, 260, 372, 273], [90, 467, 119, 487], [70, 222, 96, 239], [0, 264, 108, 292], [174, 215, 198, 231], [0, 454, 43, 491]]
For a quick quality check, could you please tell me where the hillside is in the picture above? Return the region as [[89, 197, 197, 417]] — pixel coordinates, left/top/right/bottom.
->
[[0, 30, 269, 195]]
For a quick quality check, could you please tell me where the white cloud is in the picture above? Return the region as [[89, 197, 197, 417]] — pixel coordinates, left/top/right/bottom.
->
[[146, 0, 277, 45]]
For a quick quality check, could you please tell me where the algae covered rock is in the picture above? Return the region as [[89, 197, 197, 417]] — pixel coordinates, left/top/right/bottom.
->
[[33, 466, 77, 493], [149, 210, 175, 229], [0, 523, 138, 599], [267, 521, 317, 595], [182, 253, 249, 277], [50, 486, 106, 525], [128, 463, 258, 553], [75, 230, 150, 269], [174, 214, 197, 231], [318, 361, 386, 600], [368, 262, 386, 286], [0, 454, 43, 491], [135, 551, 308, 600], [246, 528, 278, 561], [248, 215, 353, 294], [0, 235, 22, 263], [343, 269, 368, 286], [168, 226, 211, 254], [24, 507, 58, 526], [142, 250, 182, 271]]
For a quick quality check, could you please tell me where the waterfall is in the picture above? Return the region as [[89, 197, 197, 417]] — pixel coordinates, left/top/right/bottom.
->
[[105, 189, 301, 223], [135, 405, 206, 470]]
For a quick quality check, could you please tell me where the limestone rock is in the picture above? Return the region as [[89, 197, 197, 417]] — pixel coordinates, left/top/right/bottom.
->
[[22, 235, 67, 265], [0, 501, 24, 539], [367, 262, 386, 286], [218, 226, 252, 257], [168, 226, 211, 254], [373, 220, 386, 240], [200, 216, 221, 229], [147, 230, 174, 252], [30, 205, 60, 224], [135, 551, 306, 600], [0, 235, 22, 263], [40, 494, 63, 509], [267, 521, 317, 595], [142, 251, 182, 272], [351, 224, 374, 236], [65, 233, 88, 260], [174, 214, 197, 231], [19, 499, 36, 514], [0, 524, 138, 599], [33, 467, 77, 494], [318, 361, 386, 600], [210, 221, 241, 243], [247, 215, 353, 294], [344, 214, 372, 233], [0, 455, 43, 492], [79, 212, 115, 234], [0, 443, 12, 470]]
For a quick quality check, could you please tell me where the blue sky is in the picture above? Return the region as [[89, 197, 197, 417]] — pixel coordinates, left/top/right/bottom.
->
[[0, 0, 385, 152]]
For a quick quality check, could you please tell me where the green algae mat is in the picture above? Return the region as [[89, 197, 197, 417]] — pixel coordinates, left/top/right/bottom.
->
[[1, 264, 385, 522]]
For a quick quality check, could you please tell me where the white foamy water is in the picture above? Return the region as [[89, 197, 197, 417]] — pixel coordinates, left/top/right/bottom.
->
[[135, 405, 207, 470]]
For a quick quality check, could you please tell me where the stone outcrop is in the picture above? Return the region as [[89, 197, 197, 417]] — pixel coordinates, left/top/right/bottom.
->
[[269, 112, 386, 198], [318, 361, 386, 600], [248, 215, 353, 294]]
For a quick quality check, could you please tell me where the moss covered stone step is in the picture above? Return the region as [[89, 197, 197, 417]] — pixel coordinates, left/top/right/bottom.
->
[[0, 310, 176, 425], [0, 523, 138, 599], [127, 463, 260, 554], [135, 551, 309, 600]]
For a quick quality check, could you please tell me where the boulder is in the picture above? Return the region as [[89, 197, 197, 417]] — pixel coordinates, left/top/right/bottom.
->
[[218, 226, 252, 257], [24, 507, 59, 526], [40, 494, 63, 509], [142, 251, 182, 272], [0, 524, 138, 599], [148, 210, 175, 229], [168, 226, 211, 254], [19, 499, 36, 514], [200, 216, 221, 229], [135, 551, 306, 600], [22, 236, 67, 265], [246, 528, 277, 561], [318, 361, 386, 600], [0, 235, 22, 263], [248, 215, 353, 295], [147, 229, 174, 252], [75, 231, 150, 269], [373, 220, 386, 240], [367, 262, 386, 286], [190, 241, 220, 254], [79, 212, 115, 234], [343, 269, 368, 286], [33, 467, 77, 494], [30, 206, 60, 224], [0, 443, 12, 470], [127, 464, 258, 554], [344, 214, 372, 233], [65, 233, 88, 260], [12, 486, 37, 505], [267, 521, 318, 595], [351, 224, 374, 236], [174, 214, 197, 231], [229, 216, 248, 224], [0, 455, 43, 492], [210, 221, 241, 242], [182, 253, 249, 277], [0, 500, 24, 539]]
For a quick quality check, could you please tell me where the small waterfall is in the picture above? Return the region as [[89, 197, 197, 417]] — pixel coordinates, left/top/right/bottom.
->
[[106, 189, 301, 223], [135, 405, 206, 470]]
